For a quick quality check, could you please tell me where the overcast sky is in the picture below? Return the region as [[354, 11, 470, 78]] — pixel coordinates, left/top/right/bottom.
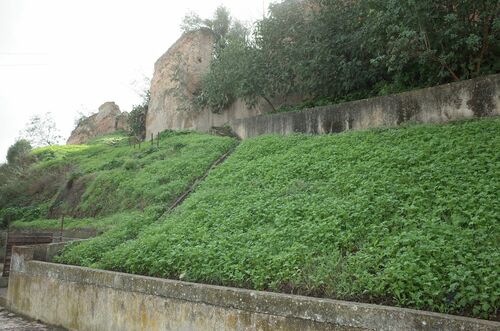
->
[[0, 0, 268, 163]]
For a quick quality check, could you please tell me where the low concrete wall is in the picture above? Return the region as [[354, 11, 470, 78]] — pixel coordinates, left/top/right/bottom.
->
[[8, 228, 99, 241], [230, 74, 500, 139], [7, 244, 499, 331], [0, 228, 97, 263]]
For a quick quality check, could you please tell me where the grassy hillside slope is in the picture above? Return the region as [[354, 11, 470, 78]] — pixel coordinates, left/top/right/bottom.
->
[[57, 118, 500, 319], [0, 131, 237, 230]]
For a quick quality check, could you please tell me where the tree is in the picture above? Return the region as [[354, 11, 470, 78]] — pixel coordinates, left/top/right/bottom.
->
[[179, 7, 252, 112], [196, 34, 251, 112], [128, 90, 150, 140], [181, 6, 232, 41], [366, 0, 500, 86], [19, 112, 63, 148], [6, 139, 33, 168], [0, 163, 13, 186], [196, 0, 500, 114]]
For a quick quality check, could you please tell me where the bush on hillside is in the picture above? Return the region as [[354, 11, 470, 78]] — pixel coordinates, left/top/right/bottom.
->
[[6, 139, 33, 168], [128, 90, 150, 140]]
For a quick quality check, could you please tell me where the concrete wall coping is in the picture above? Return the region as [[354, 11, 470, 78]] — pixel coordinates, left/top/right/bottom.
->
[[10, 245, 500, 331]]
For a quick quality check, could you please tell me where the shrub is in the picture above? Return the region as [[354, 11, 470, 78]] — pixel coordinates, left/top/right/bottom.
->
[[123, 159, 139, 170], [0, 204, 49, 228], [128, 91, 150, 140], [6, 139, 33, 167]]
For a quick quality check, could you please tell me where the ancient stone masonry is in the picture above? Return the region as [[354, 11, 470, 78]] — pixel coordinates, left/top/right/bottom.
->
[[146, 29, 215, 137], [146, 29, 266, 138], [67, 102, 129, 145]]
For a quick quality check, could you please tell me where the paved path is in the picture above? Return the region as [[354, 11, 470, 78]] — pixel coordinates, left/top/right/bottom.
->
[[0, 305, 65, 331]]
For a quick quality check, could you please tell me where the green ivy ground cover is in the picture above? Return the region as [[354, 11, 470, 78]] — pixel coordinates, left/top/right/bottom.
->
[[57, 118, 500, 319]]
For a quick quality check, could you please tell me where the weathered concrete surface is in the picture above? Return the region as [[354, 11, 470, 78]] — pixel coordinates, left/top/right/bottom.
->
[[146, 29, 267, 138], [0, 277, 7, 288], [8, 228, 99, 241], [0, 287, 6, 305], [67, 102, 128, 144], [230, 74, 500, 139], [7, 245, 500, 331]]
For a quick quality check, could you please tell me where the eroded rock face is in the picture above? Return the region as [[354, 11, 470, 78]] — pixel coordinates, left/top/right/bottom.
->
[[146, 29, 268, 138], [67, 102, 129, 145], [146, 29, 216, 137]]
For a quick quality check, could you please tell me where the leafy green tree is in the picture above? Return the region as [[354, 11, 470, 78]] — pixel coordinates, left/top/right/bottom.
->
[[181, 6, 232, 41], [305, 0, 382, 98], [128, 90, 150, 140], [196, 33, 268, 113], [366, 0, 500, 87], [180, 7, 255, 112]]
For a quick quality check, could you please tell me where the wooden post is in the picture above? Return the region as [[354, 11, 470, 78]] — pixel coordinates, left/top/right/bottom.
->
[[157, 133, 160, 148], [2, 219, 10, 277], [60, 214, 65, 242], [151, 133, 154, 146]]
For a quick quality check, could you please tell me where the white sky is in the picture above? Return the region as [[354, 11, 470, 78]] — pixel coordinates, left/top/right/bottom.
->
[[0, 0, 268, 162]]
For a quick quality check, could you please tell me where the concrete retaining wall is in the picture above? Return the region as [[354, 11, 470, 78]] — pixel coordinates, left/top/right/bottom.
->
[[7, 244, 499, 331], [8, 228, 99, 241], [1, 228, 97, 261], [230, 74, 500, 139]]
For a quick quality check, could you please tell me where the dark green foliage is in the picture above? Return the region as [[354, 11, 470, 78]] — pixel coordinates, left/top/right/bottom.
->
[[0, 164, 13, 193], [0, 205, 49, 229], [0, 162, 69, 222], [6, 139, 33, 167], [198, 0, 500, 113], [366, 0, 500, 86], [196, 36, 250, 112], [59, 118, 500, 319], [128, 90, 150, 140], [181, 6, 266, 113]]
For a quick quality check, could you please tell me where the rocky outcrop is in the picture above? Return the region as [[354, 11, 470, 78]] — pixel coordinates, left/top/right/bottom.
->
[[67, 102, 128, 145], [146, 29, 267, 138]]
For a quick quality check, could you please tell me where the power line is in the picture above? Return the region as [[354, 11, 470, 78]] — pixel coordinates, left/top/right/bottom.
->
[[0, 52, 48, 55], [0, 64, 48, 67]]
